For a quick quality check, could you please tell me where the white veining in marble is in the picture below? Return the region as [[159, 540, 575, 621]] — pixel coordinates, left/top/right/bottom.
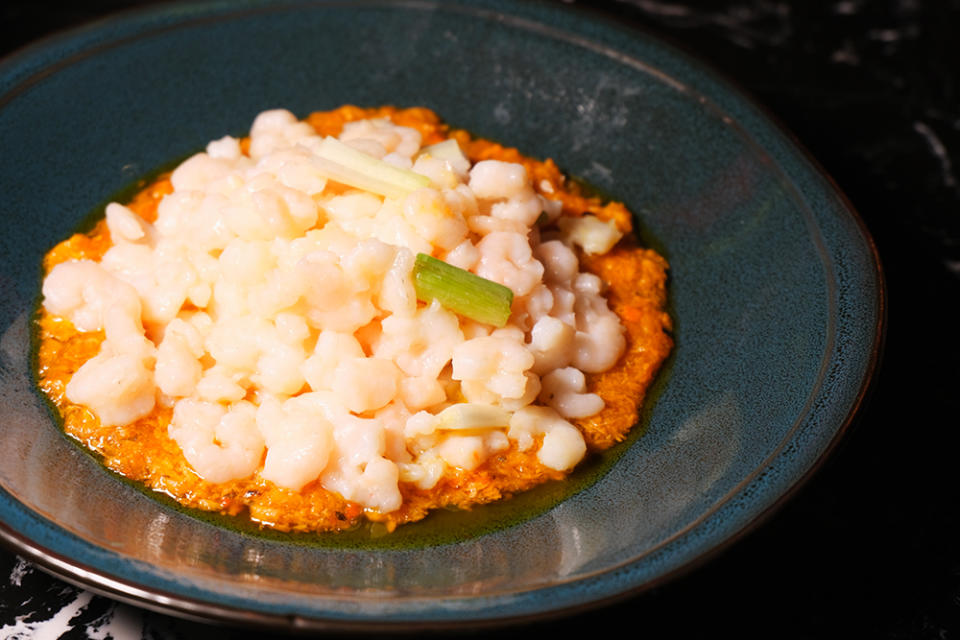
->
[[1, 560, 146, 640], [914, 121, 958, 189]]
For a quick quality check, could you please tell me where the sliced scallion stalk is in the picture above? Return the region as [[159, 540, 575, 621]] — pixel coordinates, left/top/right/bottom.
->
[[413, 253, 513, 327], [312, 136, 431, 199], [418, 139, 468, 165], [433, 403, 511, 431]]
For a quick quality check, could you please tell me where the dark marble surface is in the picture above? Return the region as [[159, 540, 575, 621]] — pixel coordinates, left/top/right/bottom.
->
[[1, 0, 958, 637]]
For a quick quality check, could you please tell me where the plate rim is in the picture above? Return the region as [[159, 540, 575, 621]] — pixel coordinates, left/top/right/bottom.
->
[[0, 0, 886, 630]]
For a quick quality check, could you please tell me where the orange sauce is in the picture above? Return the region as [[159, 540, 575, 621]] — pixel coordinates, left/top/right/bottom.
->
[[36, 106, 672, 533]]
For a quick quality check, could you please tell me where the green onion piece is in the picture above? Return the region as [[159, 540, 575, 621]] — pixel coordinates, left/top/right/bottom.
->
[[413, 253, 514, 327], [418, 139, 467, 165], [312, 136, 431, 199], [433, 403, 511, 431]]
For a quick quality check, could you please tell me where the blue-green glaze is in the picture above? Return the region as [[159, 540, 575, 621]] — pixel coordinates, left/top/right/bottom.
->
[[0, 0, 883, 630]]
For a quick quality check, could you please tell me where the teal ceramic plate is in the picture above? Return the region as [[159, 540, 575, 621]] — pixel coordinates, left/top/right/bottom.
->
[[0, 0, 883, 631]]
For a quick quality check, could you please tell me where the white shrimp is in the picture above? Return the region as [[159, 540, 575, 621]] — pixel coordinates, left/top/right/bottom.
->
[[248, 109, 317, 159], [43, 260, 157, 426], [155, 318, 204, 398], [375, 300, 464, 379], [105, 203, 154, 244], [527, 315, 576, 375], [401, 188, 469, 251], [340, 118, 422, 158], [332, 357, 402, 414], [539, 367, 605, 419], [321, 413, 402, 513], [451, 334, 537, 405], [508, 405, 586, 471], [169, 399, 265, 484], [572, 273, 626, 372], [468, 160, 530, 200], [42, 259, 145, 346], [256, 395, 334, 491], [475, 231, 544, 297], [65, 344, 156, 427], [535, 239, 579, 284]]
